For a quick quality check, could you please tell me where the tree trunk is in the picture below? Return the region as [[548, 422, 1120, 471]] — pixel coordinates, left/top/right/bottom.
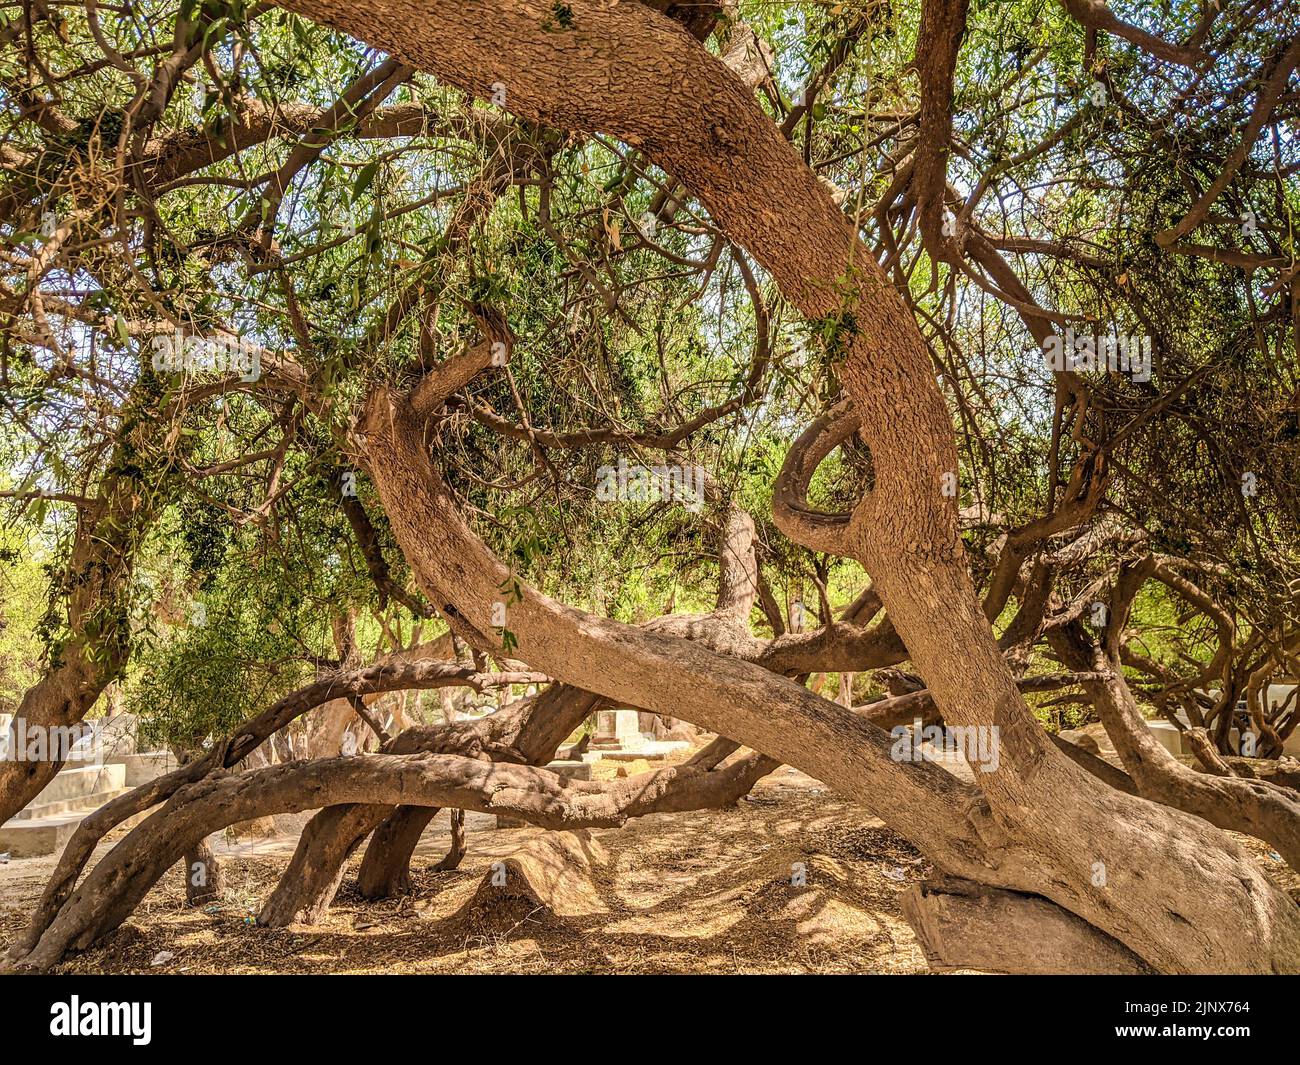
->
[[434, 809, 466, 872], [0, 388, 177, 825], [5, 747, 789, 970], [183, 838, 225, 906], [901, 877, 1150, 975], [257, 804, 383, 926], [0, 659, 101, 825], [357, 805, 441, 898]]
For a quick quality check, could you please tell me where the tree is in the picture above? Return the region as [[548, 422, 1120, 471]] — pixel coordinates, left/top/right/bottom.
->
[[2, 0, 1299, 974]]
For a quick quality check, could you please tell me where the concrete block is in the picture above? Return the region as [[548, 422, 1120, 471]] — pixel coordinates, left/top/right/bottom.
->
[[1146, 720, 1183, 757], [24, 763, 125, 808], [115, 750, 177, 786], [0, 813, 86, 858]]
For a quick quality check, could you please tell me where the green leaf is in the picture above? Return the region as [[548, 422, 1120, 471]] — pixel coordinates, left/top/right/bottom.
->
[[351, 161, 378, 203]]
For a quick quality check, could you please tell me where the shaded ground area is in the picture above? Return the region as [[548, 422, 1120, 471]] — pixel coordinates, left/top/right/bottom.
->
[[0, 768, 937, 974], [3, 755, 1294, 974]]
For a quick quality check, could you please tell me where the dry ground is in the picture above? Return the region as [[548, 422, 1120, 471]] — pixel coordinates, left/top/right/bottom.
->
[[0, 766, 938, 974], [2, 749, 1295, 975]]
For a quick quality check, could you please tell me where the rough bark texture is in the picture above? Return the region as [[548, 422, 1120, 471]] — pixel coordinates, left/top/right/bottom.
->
[[357, 805, 441, 898], [901, 877, 1151, 975], [435, 808, 467, 872], [183, 839, 225, 906], [10, 0, 1298, 977], [1050, 624, 1300, 871], [257, 684, 602, 925], [9, 658, 537, 956]]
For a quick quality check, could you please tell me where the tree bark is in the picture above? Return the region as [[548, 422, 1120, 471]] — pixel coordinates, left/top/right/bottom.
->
[[258, 684, 602, 924], [357, 806, 441, 898], [0, 387, 178, 824], [901, 877, 1151, 975], [434, 809, 466, 872], [183, 838, 225, 906]]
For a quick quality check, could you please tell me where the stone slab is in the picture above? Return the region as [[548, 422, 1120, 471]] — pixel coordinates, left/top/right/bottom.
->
[[585, 740, 689, 763], [588, 708, 645, 749], [1146, 720, 1183, 757], [109, 750, 177, 786], [0, 812, 87, 858], [0, 802, 152, 858], [12, 786, 132, 821], [22, 763, 125, 807]]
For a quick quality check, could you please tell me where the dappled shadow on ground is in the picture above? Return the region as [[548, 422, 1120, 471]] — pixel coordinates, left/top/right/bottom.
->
[[5, 750, 1296, 974], [5, 762, 1293, 975], [0, 769, 937, 974]]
